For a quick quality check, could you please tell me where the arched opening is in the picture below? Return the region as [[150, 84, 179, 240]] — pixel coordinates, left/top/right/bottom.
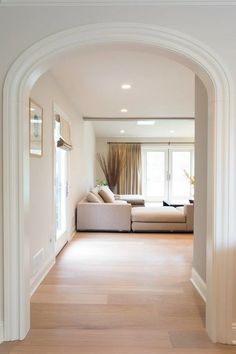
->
[[3, 23, 235, 344]]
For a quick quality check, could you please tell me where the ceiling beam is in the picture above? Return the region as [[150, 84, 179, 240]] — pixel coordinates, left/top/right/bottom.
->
[[83, 116, 195, 121]]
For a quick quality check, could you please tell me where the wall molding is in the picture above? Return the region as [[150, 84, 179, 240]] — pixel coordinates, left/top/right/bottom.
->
[[1, 0, 236, 5], [0, 321, 4, 343], [191, 267, 206, 302], [30, 257, 55, 296], [232, 324, 236, 345]]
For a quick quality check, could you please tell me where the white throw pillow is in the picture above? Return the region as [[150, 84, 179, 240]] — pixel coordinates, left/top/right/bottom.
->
[[99, 186, 115, 203]]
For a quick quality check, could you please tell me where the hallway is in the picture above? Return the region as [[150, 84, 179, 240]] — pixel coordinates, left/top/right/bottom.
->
[[2, 232, 236, 353]]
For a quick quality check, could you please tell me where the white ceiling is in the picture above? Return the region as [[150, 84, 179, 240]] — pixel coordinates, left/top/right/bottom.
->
[[51, 43, 195, 119], [1, 0, 235, 5], [49, 42, 195, 139], [92, 119, 194, 138]]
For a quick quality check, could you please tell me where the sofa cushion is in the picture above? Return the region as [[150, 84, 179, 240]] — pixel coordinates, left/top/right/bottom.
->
[[114, 200, 128, 205], [118, 194, 145, 206], [132, 206, 186, 223], [99, 186, 115, 203], [87, 192, 103, 203], [91, 187, 104, 203]]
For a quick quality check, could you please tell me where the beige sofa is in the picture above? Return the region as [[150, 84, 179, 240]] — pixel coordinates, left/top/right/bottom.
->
[[77, 197, 132, 231], [131, 204, 194, 232], [76, 186, 193, 233]]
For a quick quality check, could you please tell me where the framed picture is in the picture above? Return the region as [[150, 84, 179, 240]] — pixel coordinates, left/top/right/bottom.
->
[[29, 99, 43, 157]]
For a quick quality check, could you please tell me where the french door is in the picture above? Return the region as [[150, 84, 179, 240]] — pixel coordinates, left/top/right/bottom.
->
[[142, 145, 194, 202], [54, 116, 69, 255]]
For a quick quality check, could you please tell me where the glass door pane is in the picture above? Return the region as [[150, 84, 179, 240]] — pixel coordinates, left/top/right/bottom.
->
[[170, 150, 192, 200], [55, 147, 67, 240], [146, 151, 167, 201]]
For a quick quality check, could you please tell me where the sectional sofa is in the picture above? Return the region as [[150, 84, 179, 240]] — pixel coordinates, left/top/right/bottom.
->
[[76, 186, 194, 232]]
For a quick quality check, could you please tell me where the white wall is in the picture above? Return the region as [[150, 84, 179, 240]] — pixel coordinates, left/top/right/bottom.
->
[[192, 75, 208, 283], [28, 72, 95, 293], [1, 4, 236, 338]]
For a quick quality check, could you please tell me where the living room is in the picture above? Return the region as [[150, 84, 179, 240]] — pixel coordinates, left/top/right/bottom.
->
[[26, 41, 207, 298]]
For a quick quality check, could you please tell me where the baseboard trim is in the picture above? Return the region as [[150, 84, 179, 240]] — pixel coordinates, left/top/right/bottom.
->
[[0, 321, 4, 343], [30, 257, 55, 296], [69, 229, 77, 241], [191, 267, 206, 302], [232, 323, 236, 344]]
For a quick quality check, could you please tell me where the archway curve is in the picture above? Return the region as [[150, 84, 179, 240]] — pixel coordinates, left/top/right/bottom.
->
[[3, 22, 235, 344]]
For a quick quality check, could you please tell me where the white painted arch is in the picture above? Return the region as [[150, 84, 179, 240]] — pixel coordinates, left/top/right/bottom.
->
[[3, 22, 236, 343]]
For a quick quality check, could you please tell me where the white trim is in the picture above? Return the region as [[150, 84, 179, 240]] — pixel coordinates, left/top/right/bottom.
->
[[2, 22, 235, 344], [69, 230, 77, 242], [232, 324, 236, 345], [1, 0, 236, 5], [0, 322, 4, 343], [30, 257, 55, 297], [191, 267, 207, 302]]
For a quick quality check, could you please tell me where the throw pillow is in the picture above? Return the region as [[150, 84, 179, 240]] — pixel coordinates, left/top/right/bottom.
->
[[91, 187, 105, 203], [87, 192, 103, 203], [99, 186, 115, 203]]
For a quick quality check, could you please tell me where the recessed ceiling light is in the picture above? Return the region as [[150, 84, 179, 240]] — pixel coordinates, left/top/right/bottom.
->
[[137, 120, 155, 126], [120, 129, 125, 134], [170, 130, 175, 134], [121, 84, 131, 90], [121, 108, 128, 113]]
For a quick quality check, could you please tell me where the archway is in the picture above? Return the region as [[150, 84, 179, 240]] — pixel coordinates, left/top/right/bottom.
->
[[3, 23, 235, 344]]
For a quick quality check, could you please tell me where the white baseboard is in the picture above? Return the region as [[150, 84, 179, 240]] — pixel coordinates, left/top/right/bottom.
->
[[191, 267, 207, 302], [69, 229, 77, 241], [30, 256, 55, 296], [0, 321, 4, 343], [232, 323, 236, 344]]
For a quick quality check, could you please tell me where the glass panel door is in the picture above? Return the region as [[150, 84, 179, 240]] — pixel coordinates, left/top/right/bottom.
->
[[55, 119, 69, 255], [142, 145, 194, 203], [169, 149, 194, 200], [143, 149, 168, 201]]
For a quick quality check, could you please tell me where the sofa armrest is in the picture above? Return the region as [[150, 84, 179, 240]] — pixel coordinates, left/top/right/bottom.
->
[[77, 202, 131, 231], [183, 204, 194, 231]]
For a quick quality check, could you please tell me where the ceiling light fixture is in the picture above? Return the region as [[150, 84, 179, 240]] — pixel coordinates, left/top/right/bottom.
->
[[120, 129, 125, 134], [120, 108, 128, 113], [170, 130, 175, 134], [137, 120, 155, 126], [121, 84, 131, 90]]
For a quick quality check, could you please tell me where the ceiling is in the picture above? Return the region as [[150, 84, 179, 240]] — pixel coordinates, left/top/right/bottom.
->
[[51, 43, 194, 118], [49, 42, 195, 139], [92, 119, 194, 139], [1, 0, 235, 5]]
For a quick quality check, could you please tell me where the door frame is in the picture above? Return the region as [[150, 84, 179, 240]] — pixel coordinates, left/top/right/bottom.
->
[[3, 23, 236, 343]]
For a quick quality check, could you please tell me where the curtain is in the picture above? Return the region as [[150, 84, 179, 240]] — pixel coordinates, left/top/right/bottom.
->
[[109, 143, 142, 195]]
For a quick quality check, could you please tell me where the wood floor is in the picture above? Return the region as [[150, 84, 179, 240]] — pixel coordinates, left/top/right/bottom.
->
[[1, 232, 236, 354]]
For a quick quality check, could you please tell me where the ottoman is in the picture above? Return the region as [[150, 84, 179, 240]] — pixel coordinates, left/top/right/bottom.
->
[[131, 205, 193, 232]]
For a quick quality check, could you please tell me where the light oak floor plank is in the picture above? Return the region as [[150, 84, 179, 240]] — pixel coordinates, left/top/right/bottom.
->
[[1, 232, 236, 353]]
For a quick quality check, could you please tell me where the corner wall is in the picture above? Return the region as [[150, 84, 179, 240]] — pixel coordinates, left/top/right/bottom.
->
[[27, 72, 95, 294], [192, 75, 208, 287]]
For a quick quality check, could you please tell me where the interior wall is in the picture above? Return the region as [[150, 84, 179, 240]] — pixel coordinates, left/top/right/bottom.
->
[[27, 72, 95, 293], [1, 5, 236, 340], [193, 75, 208, 282]]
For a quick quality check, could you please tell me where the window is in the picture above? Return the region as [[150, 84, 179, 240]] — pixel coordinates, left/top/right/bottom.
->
[[142, 145, 194, 202]]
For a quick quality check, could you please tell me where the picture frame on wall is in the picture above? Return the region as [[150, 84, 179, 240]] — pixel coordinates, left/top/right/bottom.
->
[[29, 98, 43, 157]]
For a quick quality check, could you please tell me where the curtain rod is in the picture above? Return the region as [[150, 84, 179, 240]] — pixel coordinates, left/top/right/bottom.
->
[[107, 141, 194, 145]]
